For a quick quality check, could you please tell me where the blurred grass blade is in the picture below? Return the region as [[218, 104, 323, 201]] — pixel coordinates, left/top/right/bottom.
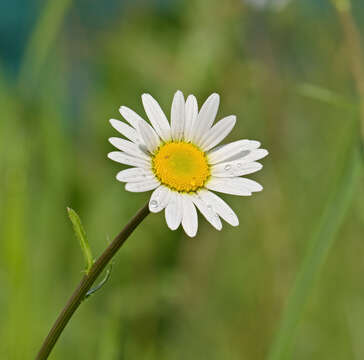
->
[[332, 0, 351, 12], [267, 144, 362, 360], [67, 207, 93, 274], [18, 0, 73, 88], [297, 83, 356, 110]]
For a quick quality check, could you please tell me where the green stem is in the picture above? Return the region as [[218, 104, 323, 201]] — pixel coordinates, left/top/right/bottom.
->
[[35, 203, 150, 360]]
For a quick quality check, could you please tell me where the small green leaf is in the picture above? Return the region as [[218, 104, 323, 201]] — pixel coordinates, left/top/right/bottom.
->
[[85, 263, 113, 299], [67, 207, 93, 274]]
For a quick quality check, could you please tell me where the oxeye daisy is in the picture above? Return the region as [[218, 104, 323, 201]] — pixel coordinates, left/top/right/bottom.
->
[[108, 91, 268, 237]]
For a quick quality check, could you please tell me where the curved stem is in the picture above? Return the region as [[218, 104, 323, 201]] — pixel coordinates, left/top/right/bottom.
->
[[35, 203, 150, 360]]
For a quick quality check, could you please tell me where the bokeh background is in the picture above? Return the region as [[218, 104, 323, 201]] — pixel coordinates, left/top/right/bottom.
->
[[1, 0, 364, 359]]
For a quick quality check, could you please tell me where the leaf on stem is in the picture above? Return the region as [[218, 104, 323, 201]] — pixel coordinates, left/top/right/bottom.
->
[[67, 207, 93, 274], [85, 263, 113, 299]]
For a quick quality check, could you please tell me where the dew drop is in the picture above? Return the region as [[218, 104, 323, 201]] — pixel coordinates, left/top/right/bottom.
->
[[207, 204, 213, 211], [224, 164, 231, 171], [150, 200, 158, 208], [237, 163, 242, 168]]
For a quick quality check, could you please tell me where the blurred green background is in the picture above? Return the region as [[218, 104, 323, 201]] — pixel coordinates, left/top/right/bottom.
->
[[1, 0, 364, 359]]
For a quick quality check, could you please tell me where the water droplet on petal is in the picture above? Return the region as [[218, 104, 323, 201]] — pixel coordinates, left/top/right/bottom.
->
[[150, 200, 158, 208], [224, 164, 231, 171], [237, 163, 242, 168], [207, 204, 213, 211]]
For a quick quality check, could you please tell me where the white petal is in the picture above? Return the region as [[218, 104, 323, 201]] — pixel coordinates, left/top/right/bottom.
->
[[109, 119, 140, 144], [142, 94, 171, 142], [109, 137, 150, 161], [207, 140, 260, 165], [191, 93, 220, 143], [125, 178, 160, 192], [119, 106, 145, 129], [206, 177, 263, 196], [116, 167, 155, 183], [217, 142, 263, 163], [184, 95, 198, 141], [137, 119, 161, 154], [165, 192, 182, 230], [108, 151, 150, 168], [171, 90, 185, 141], [198, 115, 236, 151], [211, 161, 263, 177], [191, 194, 222, 230], [238, 178, 263, 192], [149, 186, 171, 213], [181, 195, 198, 237], [236, 148, 269, 163], [206, 177, 251, 196], [198, 189, 239, 226]]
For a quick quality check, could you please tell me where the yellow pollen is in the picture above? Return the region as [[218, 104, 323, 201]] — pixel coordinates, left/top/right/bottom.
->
[[152, 142, 210, 192]]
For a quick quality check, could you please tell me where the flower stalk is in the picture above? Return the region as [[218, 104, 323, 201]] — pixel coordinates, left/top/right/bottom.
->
[[35, 203, 150, 360]]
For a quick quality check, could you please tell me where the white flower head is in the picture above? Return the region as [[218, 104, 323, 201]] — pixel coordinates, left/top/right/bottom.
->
[[108, 91, 268, 237]]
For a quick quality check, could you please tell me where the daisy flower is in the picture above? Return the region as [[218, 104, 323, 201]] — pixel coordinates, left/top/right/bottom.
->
[[108, 91, 268, 237]]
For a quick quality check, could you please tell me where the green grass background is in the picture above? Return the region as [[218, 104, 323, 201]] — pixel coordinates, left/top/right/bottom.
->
[[1, 0, 364, 359]]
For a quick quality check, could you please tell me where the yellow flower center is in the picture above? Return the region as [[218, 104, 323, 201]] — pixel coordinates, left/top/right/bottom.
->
[[152, 142, 210, 192]]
